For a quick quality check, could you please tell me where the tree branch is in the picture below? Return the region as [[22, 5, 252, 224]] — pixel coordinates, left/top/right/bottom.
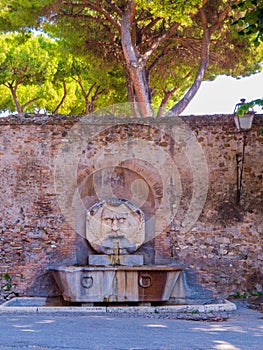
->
[[81, 0, 121, 32], [61, 12, 105, 21], [21, 97, 41, 112], [167, 8, 210, 116], [146, 43, 173, 80], [101, 23, 117, 45], [86, 82, 97, 101], [141, 22, 179, 63], [104, 0, 123, 17], [88, 85, 106, 113], [141, 17, 162, 37], [157, 86, 178, 118], [210, 4, 232, 33], [53, 80, 67, 114]]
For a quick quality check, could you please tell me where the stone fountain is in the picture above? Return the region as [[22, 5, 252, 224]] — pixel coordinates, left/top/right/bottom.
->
[[51, 197, 185, 304]]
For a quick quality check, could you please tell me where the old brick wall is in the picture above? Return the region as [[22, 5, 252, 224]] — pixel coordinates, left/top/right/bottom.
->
[[0, 115, 78, 297], [0, 114, 262, 299], [181, 116, 262, 298]]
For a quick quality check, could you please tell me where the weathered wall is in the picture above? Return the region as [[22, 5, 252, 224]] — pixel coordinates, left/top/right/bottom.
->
[[0, 114, 262, 300]]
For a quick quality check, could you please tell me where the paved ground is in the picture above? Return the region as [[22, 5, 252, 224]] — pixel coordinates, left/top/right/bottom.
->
[[0, 303, 262, 350]]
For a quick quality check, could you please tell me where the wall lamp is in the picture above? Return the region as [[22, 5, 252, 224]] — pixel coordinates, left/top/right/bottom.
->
[[233, 99, 255, 204]]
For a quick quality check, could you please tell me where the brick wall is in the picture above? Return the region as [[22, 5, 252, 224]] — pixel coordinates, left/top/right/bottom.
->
[[0, 114, 262, 299]]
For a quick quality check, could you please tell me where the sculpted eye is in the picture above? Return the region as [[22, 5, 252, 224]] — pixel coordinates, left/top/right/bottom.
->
[[103, 218, 112, 225], [118, 218, 126, 224]]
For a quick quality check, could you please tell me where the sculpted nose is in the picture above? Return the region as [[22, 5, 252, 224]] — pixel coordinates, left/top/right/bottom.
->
[[112, 219, 120, 232]]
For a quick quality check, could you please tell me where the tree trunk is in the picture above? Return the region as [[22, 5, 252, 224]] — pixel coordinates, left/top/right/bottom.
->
[[88, 85, 105, 113], [85, 83, 95, 114], [167, 9, 212, 116], [121, 1, 153, 117], [124, 70, 140, 118], [168, 34, 210, 115], [8, 83, 22, 113]]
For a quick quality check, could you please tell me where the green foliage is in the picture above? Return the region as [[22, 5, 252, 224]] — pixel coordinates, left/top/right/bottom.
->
[[0, 0, 52, 31], [136, 0, 202, 25], [0, 32, 58, 112], [251, 291, 263, 296], [232, 291, 263, 298], [0, 1, 262, 115], [0, 31, 124, 114], [42, 0, 262, 109], [0, 32, 57, 83], [232, 0, 263, 45], [0, 273, 12, 291], [233, 291, 249, 299], [191, 309, 200, 314], [235, 98, 263, 116]]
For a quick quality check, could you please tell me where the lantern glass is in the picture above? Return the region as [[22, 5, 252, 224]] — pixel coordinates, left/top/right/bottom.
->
[[234, 113, 255, 131]]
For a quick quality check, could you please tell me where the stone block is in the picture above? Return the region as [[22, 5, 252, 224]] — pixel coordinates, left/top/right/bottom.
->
[[88, 254, 144, 266]]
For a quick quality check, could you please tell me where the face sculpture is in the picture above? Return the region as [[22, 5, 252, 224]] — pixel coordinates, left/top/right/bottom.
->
[[86, 198, 145, 255]]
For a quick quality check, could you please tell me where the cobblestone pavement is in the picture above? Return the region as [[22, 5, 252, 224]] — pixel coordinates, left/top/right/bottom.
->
[[0, 302, 262, 350]]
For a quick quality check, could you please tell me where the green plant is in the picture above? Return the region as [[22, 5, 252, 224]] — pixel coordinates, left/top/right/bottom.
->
[[233, 291, 249, 299], [235, 98, 263, 116], [232, 291, 263, 299], [191, 310, 200, 314], [0, 273, 12, 291]]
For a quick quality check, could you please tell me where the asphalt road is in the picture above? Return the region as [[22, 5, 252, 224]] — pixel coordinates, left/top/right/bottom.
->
[[0, 306, 262, 350]]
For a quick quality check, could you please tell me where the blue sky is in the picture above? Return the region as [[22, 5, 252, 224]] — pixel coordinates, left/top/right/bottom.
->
[[182, 70, 263, 115]]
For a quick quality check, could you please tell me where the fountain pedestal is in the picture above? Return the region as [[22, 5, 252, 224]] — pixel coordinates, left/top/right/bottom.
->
[[51, 198, 185, 304], [51, 265, 184, 303]]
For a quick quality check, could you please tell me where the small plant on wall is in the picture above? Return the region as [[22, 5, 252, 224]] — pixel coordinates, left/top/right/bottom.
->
[[235, 98, 263, 116], [0, 273, 13, 298]]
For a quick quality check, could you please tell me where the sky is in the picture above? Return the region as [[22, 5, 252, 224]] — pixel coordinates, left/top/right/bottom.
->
[[181, 70, 263, 116]]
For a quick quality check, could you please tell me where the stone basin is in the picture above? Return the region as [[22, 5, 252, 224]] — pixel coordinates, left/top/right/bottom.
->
[[51, 265, 185, 303]]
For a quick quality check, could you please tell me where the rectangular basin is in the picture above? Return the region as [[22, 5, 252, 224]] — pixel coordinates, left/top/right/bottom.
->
[[51, 266, 184, 303]]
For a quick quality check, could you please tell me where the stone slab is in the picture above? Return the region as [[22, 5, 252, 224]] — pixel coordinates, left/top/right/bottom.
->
[[88, 254, 144, 266], [0, 297, 237, 314]]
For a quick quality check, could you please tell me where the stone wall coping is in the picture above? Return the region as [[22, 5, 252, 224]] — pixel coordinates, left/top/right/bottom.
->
[[0, 113, 262, 127]]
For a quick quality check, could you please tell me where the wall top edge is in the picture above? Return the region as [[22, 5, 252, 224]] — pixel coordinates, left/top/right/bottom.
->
[[0, 113, 262, 126]]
